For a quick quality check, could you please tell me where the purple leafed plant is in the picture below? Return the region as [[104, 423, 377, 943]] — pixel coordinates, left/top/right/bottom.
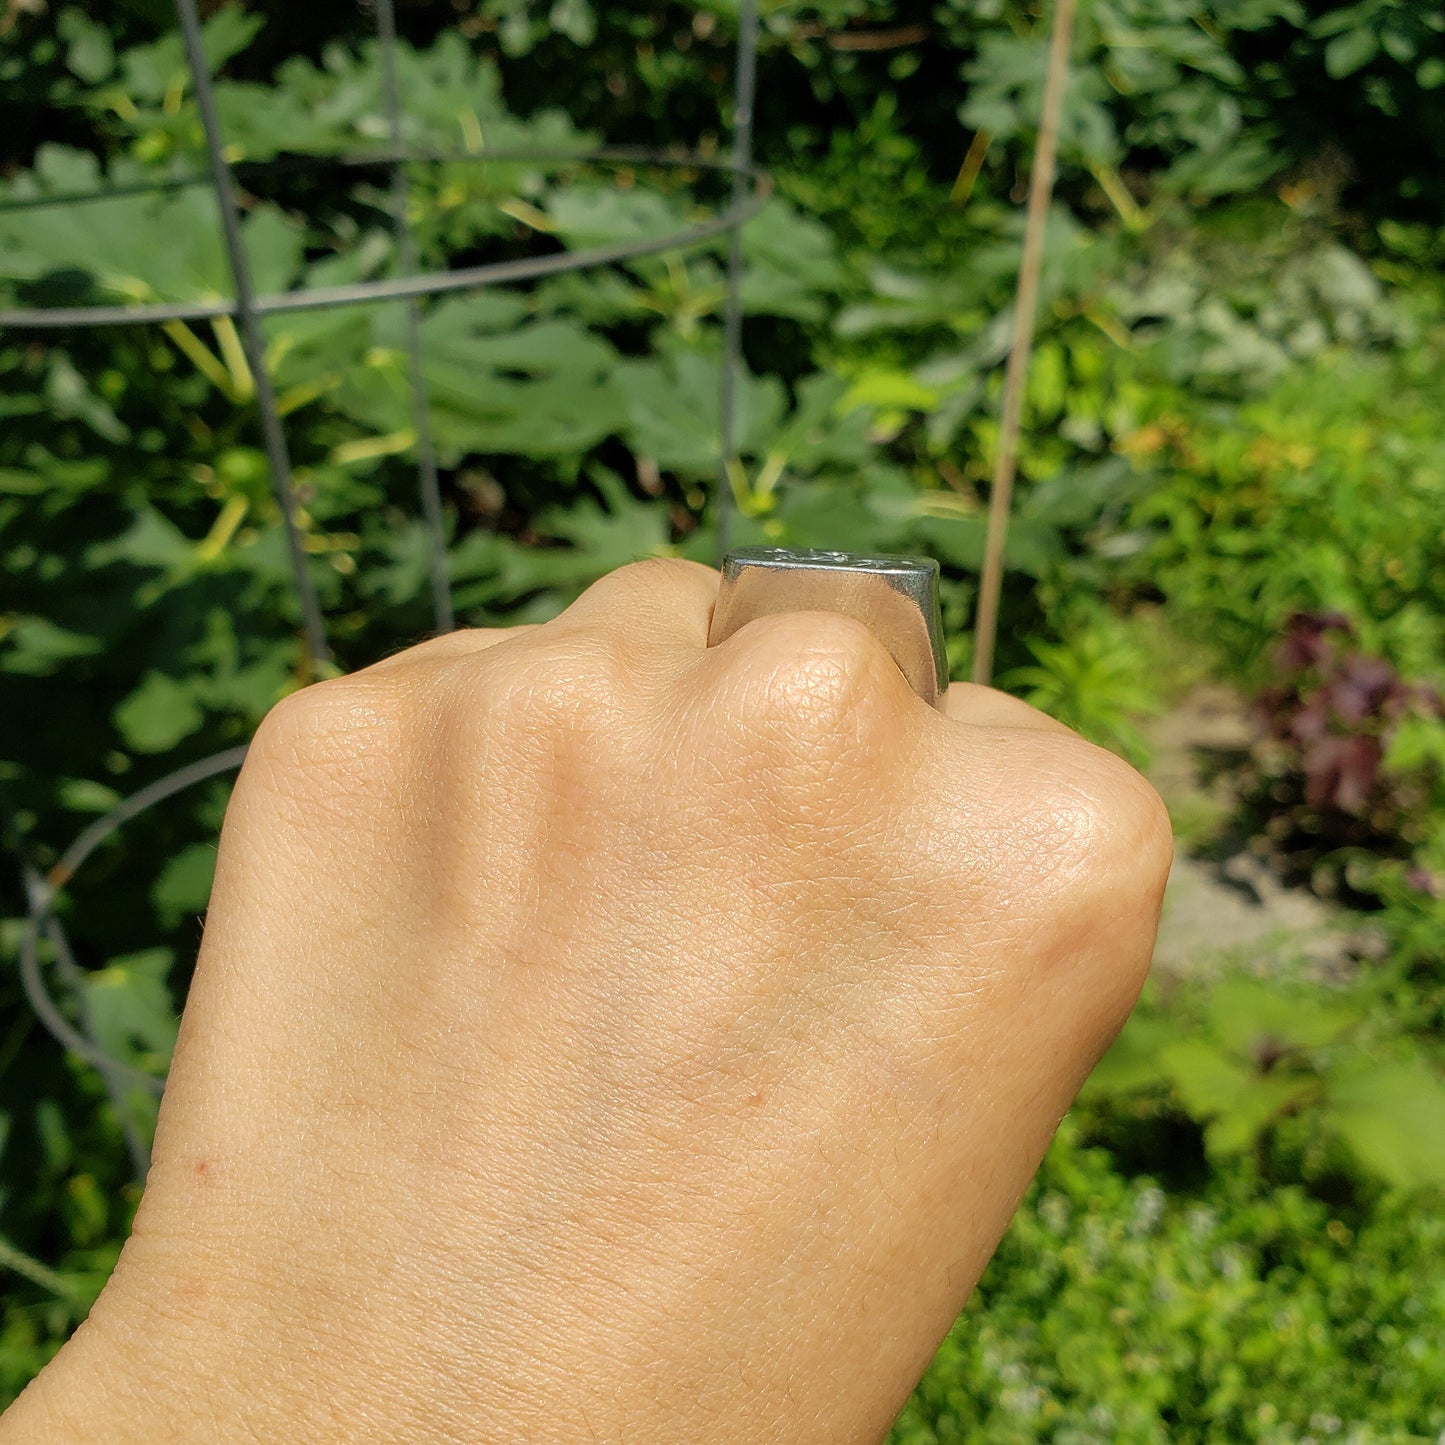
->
[[1249, 612, 1443, 881]]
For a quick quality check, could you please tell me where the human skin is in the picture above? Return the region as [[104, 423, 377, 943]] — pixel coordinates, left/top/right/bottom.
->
[[1, 558, 1171, 1443]]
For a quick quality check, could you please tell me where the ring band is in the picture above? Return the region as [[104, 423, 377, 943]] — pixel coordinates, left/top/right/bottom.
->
[[707, 547, 949, 708]]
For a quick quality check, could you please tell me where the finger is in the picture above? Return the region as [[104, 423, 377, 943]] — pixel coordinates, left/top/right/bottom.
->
[[941, 682, 1075, 735], [357, 626, 537, 680], [701, 607, 926, 709], [551, 557, 722, 656]]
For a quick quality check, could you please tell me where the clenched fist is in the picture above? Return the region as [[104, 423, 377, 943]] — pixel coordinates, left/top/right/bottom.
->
[[4, 559, 1170, 1443]]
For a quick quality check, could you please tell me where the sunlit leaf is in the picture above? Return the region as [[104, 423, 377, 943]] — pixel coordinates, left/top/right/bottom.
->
[[114, 672, 206, 754], [1328, 1057, 1445, 1190]]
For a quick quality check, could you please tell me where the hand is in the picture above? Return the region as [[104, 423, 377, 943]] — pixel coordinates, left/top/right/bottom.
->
[[4, 559, 1170, 1444]]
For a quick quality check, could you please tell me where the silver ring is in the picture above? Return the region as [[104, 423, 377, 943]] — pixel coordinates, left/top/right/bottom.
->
[[707, 547, 949, 708]]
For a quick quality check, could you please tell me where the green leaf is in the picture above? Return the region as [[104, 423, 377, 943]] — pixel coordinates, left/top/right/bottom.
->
[[1081, 1012, 1179, 1097], [196, 7, 265, 69], [1203, 1074, 1314, 1156], [0, 153, 303, 311], [1204, 977, 1359, 1059], [1157, 1039, 1256, 1119], [1418, 56, 1445, 88], [1157, 1036, 1314, 1157], [770, 469, 916, 555], [114, 671, 206, 754], [534, 468, 672, 582], [0, 468, 46, 495], [55, 779, 124, 815], [45, 356, 129, 444], [765, 374, 875, 471], [114, 9, 263, 102], [1385, 715, 1445, 775], [1378, 26, 1417, 64], [334, 299, 620, 462], [57, 12, 115, 84], [908, 513, 1063, 579], [1324, 28, 1379, 78], [1, 618, 104, 676], [1328, 1057, 1445, 1190], [80, 948, 177, 1071], [1022, 456, 1152, 531], [739, 199, 846, 319], [548, 184, 686, 250], [152, 844, 218, 929], [548, 0, 596, 45], [84, 508, 194, 576], [619, 344, 784, 475], [449, 469, 672, 615]]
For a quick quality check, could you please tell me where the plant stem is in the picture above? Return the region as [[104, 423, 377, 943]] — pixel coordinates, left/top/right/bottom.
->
[[0, 1235, 83, 1305], [950, 129, 993, 206], [1091, 163, 1148, 231], [971, 0, 1076, 686], [210, 315, 255, 400], [161, 320, 234, 396]]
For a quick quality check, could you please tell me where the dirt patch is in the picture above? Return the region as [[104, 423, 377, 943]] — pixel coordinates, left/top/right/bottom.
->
[[1144, 686, 1383, 981]]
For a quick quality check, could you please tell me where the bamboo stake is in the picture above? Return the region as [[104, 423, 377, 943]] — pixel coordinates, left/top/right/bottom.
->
[[970, 0, 1077, 686]]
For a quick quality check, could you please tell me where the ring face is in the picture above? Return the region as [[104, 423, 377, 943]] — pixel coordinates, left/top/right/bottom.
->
[[708, 547, 949, 708]]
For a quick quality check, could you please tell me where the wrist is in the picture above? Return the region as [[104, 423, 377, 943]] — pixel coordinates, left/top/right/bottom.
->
[[2, 1260, 253, 1444], [1, 1230, 408, 1444]]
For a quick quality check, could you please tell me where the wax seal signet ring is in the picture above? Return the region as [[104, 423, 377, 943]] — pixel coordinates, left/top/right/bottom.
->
[[707, 547, 949, 709]]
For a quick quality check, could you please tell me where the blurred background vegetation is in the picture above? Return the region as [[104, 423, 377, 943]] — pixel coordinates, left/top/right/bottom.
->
[[2, 1, 1444, 1439]]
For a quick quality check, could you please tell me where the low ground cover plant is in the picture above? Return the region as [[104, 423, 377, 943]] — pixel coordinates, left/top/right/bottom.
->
[[892, 1120, 1445, 1445]]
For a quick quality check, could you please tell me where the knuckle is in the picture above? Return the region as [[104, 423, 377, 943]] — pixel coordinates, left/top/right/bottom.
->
[[461, 633, 634, 742], [1026, 743, 1174, 1013], [928, 736, 1174, 1013], [723, 611, 899, 753], [250, 678, 390, 766], [1083, 749, 1174, 887], [243, 677, 405, 803], [570, 555, 715, 621], [608, 555, 698, 594], [1024, 739, 1174, 901]]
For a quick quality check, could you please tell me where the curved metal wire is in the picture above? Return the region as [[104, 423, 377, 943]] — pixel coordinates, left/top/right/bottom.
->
[[45, 746, 251, 892], [0, 144, 726, 217], [19, 912, 158, 1180], [18, 747, 250, 1105], [18, 874, 166, 1099], [0, 150, 771, 329]]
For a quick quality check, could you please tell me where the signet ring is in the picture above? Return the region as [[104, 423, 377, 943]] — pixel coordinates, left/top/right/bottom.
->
[[707, 547, 949, 709]]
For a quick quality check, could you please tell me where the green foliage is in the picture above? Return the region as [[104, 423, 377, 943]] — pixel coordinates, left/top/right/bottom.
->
[[1086, 973, 1445, 1192], [1121, 313, 1445, 682], [1001, 611, 1164, 767], [1115, 257, 1445, 905], [953, 0, 1305, 209], [0, 959, 140, 1403], [890, 1119, 1445, 1444]]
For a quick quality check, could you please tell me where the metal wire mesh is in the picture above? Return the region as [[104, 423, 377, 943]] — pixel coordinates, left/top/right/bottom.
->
[[4, 0, 763, 1173]]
